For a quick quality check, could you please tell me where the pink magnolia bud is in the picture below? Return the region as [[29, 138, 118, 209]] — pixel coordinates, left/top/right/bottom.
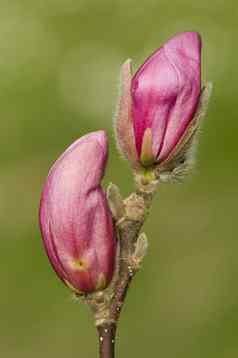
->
[[115, 32, 201, 169], [39, 131, 116, 294]]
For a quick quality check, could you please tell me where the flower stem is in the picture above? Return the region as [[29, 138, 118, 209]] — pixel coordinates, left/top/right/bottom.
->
[[97, 324, 116, 358], [88, 178, 158, 358]]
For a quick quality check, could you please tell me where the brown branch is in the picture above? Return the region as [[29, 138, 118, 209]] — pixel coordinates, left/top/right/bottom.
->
[[97, 324, 116, 358], [109, 219, 142, 322], [87, 176, 158, 358]]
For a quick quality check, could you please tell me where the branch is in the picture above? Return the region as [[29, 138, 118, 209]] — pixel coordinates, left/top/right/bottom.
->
[[86, 173, 158, 358], [97, 324, 116, 358]]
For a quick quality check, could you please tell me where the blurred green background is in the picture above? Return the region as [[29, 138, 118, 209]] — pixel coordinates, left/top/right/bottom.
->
[[0, 0, 237, 357]]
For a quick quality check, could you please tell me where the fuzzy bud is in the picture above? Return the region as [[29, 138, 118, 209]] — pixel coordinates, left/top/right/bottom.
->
[[115, 32, 210, 177], [39, 131, 116, 295]]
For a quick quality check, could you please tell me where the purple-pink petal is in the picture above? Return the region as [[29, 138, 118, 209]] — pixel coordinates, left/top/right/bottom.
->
[[39, 131, 116, 293], [131, 32, 201, 163]]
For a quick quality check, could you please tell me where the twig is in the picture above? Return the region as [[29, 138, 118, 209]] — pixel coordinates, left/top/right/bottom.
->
[[87, 174, 158, 358]]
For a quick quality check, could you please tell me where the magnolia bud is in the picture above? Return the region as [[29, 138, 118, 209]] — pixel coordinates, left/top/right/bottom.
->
[[39, 131, 116, 295], [115, 32, 210, 175]]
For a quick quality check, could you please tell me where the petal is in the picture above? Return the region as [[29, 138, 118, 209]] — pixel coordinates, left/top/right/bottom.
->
[[158, 32, 201, 162], [39, 131, 116, 293], [131, 32, 201, 163]]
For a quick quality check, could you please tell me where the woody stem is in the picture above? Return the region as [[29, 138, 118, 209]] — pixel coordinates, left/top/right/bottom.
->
[[97, 324, 116, 358], [93, 178, 158, 358]]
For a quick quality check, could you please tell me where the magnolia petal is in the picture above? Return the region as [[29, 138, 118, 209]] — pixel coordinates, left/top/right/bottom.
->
[[39, 131, 116, 294]]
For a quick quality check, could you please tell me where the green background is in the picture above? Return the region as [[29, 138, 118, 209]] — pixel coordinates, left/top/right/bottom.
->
[[1, 0, 237, 357]]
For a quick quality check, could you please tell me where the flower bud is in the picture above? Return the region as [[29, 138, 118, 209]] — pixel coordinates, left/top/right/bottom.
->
[[115, 32, 205, 172], [39, 131, 116, 294]]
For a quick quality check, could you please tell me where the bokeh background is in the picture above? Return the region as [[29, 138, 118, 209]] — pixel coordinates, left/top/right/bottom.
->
[[1, 0, 237, 357]]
